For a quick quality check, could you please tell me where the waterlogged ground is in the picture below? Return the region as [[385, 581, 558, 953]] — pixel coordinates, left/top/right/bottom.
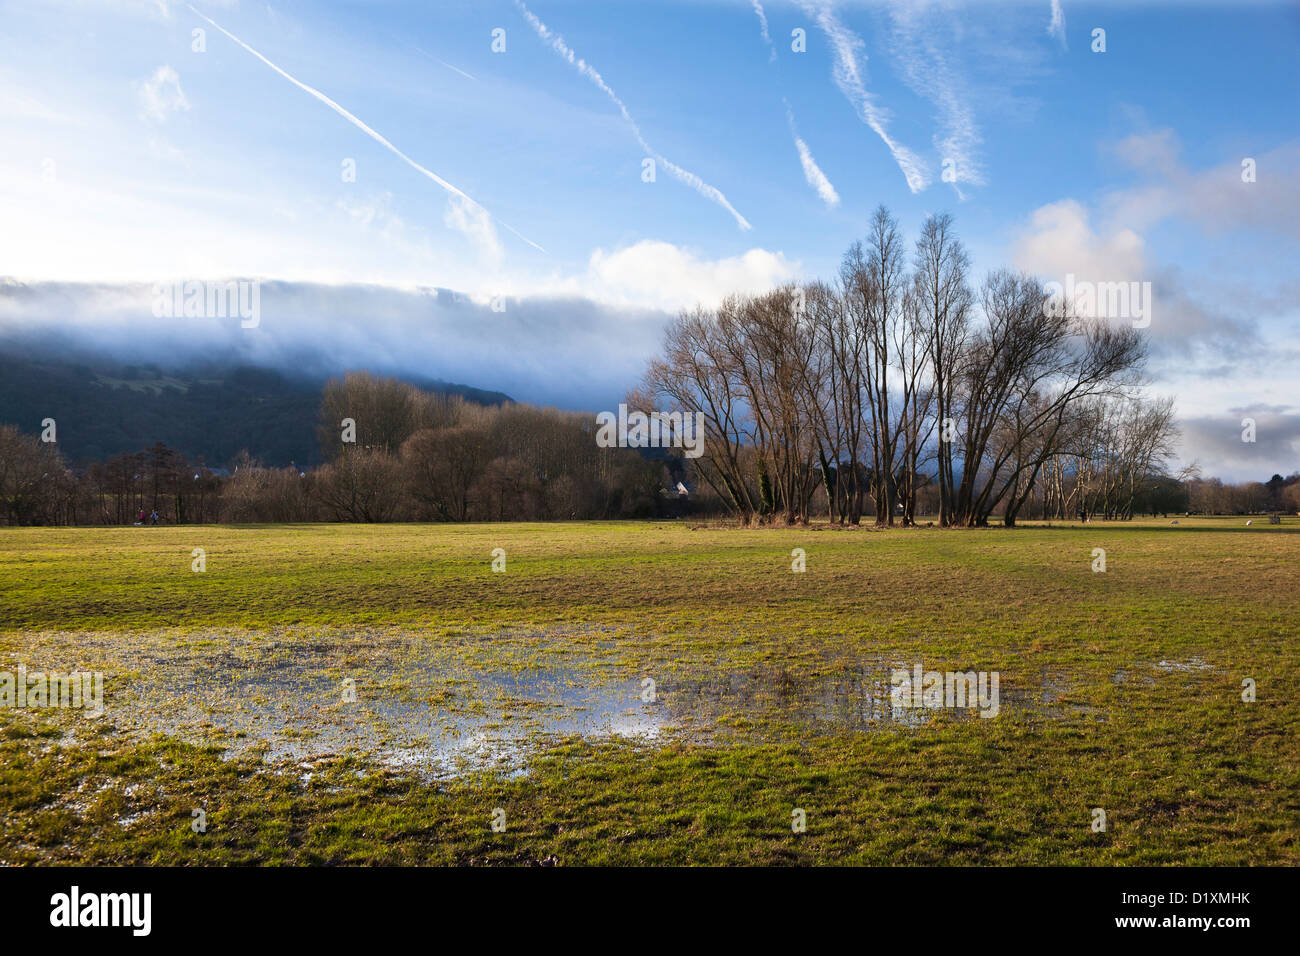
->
[[1, 518, 1296, 864], [1, 626, 1047, 776]]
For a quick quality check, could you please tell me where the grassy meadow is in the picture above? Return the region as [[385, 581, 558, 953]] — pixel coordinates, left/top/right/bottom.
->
[[1, 517, 1296, 864]]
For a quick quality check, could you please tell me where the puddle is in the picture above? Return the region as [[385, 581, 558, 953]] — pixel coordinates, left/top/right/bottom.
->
[[117, 659, 667, 780], [3, 629, 1099, 779], [661, 666, 941, 732], [1153, 658, 1211, 673]]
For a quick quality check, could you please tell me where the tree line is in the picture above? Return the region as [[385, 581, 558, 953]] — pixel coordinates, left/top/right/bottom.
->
[[643, 206, 1199, 526], [0, 372, 688, 525]]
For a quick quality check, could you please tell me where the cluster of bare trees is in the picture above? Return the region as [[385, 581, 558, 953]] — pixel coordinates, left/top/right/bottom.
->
[[1186, 474, 1300, 516], [1037, 395, 1188, 520], [227, 372, 672, 523], [0, 425, 75, 525], [0, 373, 681, 525], [318, 373, 672, 521], [646, 206, 1156, 526], [87, 441, 224, 524], [0, 427, 224, 526]]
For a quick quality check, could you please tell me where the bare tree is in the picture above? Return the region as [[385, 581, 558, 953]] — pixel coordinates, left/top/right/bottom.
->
[[646, 307, 761, 522], [841, 206, 909, 525], [0, 425, 69, 525], [714, 288, 821, 523], [222, 455, 314, 522], [403, 424, 489, 521], [951, 271, 1146, 526], [313, 447, 404, 522], [913, 213, 972, 526], [317, 371, 430, 458]]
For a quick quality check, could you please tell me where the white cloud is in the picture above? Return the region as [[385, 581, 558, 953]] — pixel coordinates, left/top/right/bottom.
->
[[1010, 199, 1146, 284], [1104, 131, 1300, 240], [583, 240, 799, 312], [0, 278, 667, 410], [1008, 197, 1265, 354], [1008, 192, 1298, 480], [137, 65, 190, 122], [444, 194, 504, 269]]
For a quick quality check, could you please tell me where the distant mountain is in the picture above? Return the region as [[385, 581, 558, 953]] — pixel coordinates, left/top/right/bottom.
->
[[0, 352, 511, 468]]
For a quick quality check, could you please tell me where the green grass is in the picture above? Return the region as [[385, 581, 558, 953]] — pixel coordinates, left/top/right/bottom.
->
[[1, 517, 1296, 864]]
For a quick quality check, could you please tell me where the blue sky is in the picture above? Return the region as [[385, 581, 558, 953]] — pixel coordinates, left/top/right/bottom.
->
[[1, 0, 1297, 478]]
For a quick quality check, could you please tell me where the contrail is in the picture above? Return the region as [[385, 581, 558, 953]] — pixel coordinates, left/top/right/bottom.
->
[[886, 2, 983, 194], [800, 1, 928, 193], [787, 104, 839, 207], [186, 4, 545, 254], [414, 46, 478, 82], [1047, 1, 1068, 50], [516, 0, 752, 231], [750, 0, 775, 61], [751, 2, 840, 208]]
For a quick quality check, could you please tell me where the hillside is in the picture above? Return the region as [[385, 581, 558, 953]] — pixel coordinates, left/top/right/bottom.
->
[[0, 352, 511, 467]]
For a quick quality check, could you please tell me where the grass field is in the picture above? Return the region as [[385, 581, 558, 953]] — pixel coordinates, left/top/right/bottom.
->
[[1, 517, 1296, 865]]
